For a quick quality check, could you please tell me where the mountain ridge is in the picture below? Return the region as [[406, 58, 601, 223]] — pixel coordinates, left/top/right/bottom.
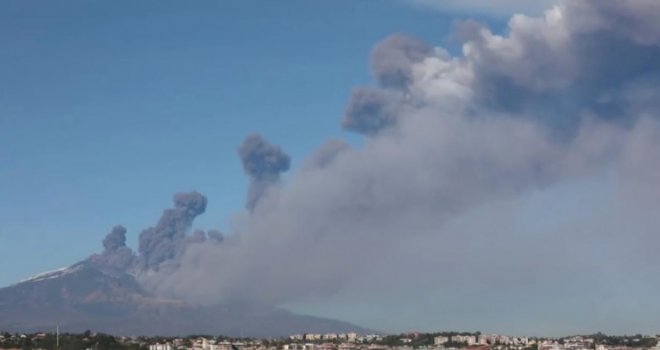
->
[[0, 262, 369, 337]]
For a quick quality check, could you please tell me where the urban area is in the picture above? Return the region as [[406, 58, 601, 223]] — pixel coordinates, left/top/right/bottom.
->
[[1, 331, 659, 350]]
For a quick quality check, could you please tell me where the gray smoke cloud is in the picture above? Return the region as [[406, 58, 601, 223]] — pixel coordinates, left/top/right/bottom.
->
[[102, 225, 128, 251], [182, 229, 224, 247], [137, 191, 208, 270], [114, 0, 660, 334], [342, 34, 431, 135], [89, 193, 225, 276], [342, 88, 407, 135], [454, 1, 660, 133], [187, 230, 208, 245], [238, 134, 291, 211], [89, 225, 135, 271], [370, 33, 432, 89], [206, 229, 224, 243], [303, 139, 351, 171]]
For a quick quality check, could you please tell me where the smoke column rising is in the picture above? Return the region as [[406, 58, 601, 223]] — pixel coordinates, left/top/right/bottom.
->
[[238, 134, 291, 211], [84, 0, 660, 333], [89, 225, 135, 271], [137, 191, 208, 270]]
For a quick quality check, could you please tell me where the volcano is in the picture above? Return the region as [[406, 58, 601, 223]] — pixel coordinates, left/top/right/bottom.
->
[[0, 260, 367, 337], [0, 192, 369, 337]]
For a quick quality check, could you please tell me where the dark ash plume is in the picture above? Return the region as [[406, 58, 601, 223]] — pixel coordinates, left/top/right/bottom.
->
[[70, 0, 660, 332], [342, 87, 406, 135], [238, 134, 291, 211], [450, 0, 660, 132], [207, 229, 225, 243], [303, 139, 351, 171], [89, 225, 135, 271], [370, 33, 431, 89], [138, 191, 208, 270], [103, 225, 128, 251]]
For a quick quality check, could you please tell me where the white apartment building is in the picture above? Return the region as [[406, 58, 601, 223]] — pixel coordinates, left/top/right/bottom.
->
[[149, 344, 174, 350], [451, 335, 477, 345], [434, 336, 449, 346]]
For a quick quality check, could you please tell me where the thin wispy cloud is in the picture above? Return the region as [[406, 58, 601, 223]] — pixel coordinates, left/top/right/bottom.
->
[[409, 0, 558, 16]]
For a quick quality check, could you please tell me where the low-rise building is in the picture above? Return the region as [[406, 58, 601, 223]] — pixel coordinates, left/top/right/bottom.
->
[[434, 336, 449, 346], [451, 336, 477, 346], [150, 343, 174, 350]]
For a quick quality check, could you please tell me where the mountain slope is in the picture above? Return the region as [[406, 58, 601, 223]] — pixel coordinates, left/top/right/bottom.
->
[[0, 263, 368, 337]]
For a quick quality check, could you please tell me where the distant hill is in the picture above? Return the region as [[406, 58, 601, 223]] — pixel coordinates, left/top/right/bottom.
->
[[0, 261, 368, 337]]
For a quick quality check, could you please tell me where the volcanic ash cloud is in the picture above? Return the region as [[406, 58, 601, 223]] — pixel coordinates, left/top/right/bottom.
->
[[90, 0, 660, 332]]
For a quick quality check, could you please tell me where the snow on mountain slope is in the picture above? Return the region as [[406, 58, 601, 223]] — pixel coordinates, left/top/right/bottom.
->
[[15, 266, 80, 285]]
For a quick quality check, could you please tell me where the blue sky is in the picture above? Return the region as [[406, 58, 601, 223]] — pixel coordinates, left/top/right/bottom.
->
[[0, 1, 504, 287]]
